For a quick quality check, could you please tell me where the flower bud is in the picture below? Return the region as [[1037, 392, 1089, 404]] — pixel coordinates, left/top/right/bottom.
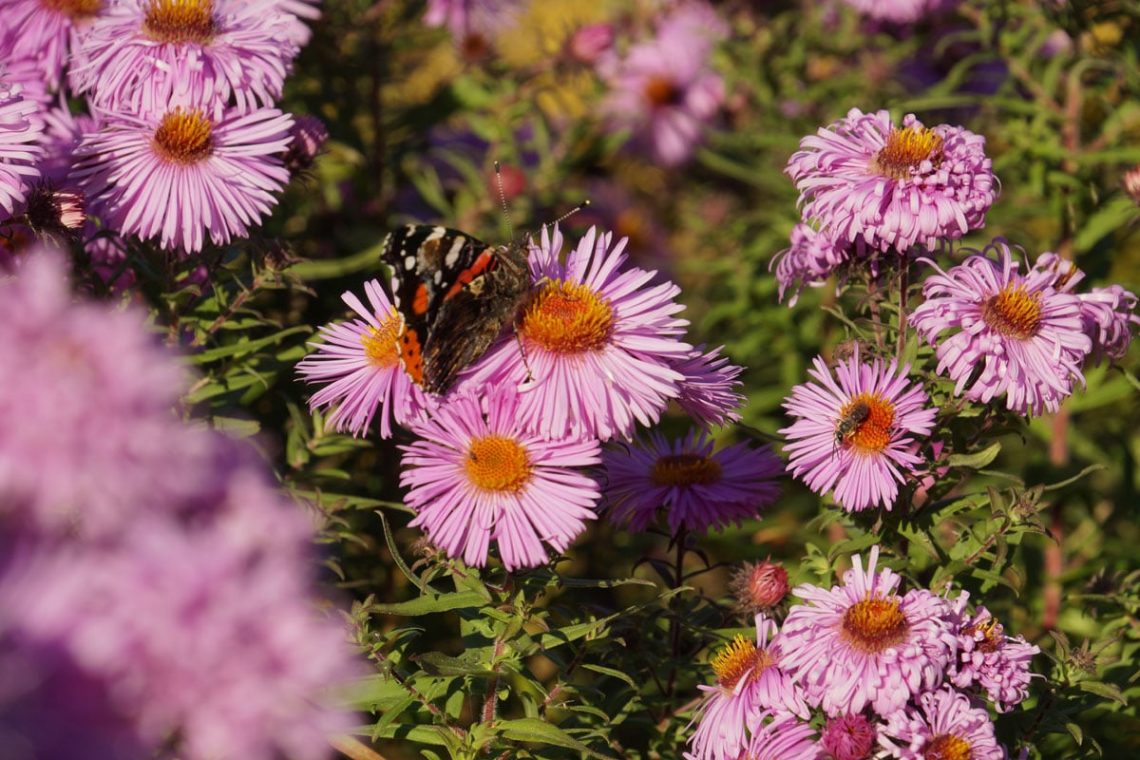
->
[[568, 23, 613, 64], [820, 714, 876, 760], [730, 559, 788, 612]]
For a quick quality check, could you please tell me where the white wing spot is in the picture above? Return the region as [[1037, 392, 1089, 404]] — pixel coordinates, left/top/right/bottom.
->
[[443, 237, 466, 268], [404, 255, 417, 270], [433, 271, 442, 284]]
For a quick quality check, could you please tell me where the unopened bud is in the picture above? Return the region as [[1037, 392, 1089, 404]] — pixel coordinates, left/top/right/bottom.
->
[[820, 714, 876, 760], [568, 23, 613, 64], [730, 559, 788, 612], [1123, 165, 1140, 205]]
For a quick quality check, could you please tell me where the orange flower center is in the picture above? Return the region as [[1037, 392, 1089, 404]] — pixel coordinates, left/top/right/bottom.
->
[[836, 393, 895, 454], [143, 0, 215, 44], [981, 285, 1042, 340], [44, 0, 102, 19], [519, 279, 613, 354], [842, 596, 909, 653], [360, 308, 402, 368], [645, 76, 683, 107], [152, 108, 213, 163], [650, 453, 722, 487], [872, 126, 944, 179], [465, 435, 531, 493], [924, 734, 973, 760], [710, 635, 773, 690]]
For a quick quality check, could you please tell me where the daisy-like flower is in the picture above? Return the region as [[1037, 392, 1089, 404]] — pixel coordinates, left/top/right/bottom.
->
[[840, 0, 959, 25], [599, 3, 726, 166], [70, 0, 298, 113], [771, 223, 861, 306], [909, 239, 1091, 416], [950, 594, 1039, 713], [879, 687, 1005, 760], [400, 389, 601, 571], [820, 713, 879, 760], [0, 0, 104, 91], [786, 109, 996, 254], [462, 225, 692, 442], [297, 280, 432, 438], [780, 546, 959, 718], [780, 351, 936, 513], [72, 102, 292, 253], [603, 430, 782, 535], [687, 615, 809, 760], [670, 345, 744, 427], [0, 82, 43, 217], [739, 713, 822, 760]]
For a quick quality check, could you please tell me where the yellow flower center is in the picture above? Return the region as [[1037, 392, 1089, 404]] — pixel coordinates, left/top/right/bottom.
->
[[924, 734, 973, 760], [44, 0, 102, 19], [710, 635, 773, 690], [872, 126, 944, 179], [981, 285, 1042, 340], [650, 453, 722, 487], [836, 393, 895, 454], [644, 75, 683, 107], [152, 108, 213, 164], [842, 596, 909, 653], [963, 616, 1003, 654], [360, 308, 402, 368], [519, 279, 614, 354], [465, 435, 532, 493], [142, 0, 215, 44]]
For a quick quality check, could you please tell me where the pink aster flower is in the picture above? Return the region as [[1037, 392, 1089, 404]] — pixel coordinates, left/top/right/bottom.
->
[[70, 0, 298, 113], [686, 614, 809, 760], [909, 240, 1092, 416], [423, 0, 522, 52], [821, 713, 879, 760], [283, 113, 328, 174], [0, 0, 104, 91], [270, 0, 321, 46], [780, 546, 959, 717], [400, 389, 601, 571], [780, 351, 936, 513], [840, 0, 959, 25], [599, 3, 726, 166], [461, 225, 692, 442], [786, 109, 996, 253], [879, 687, 1005, 760], [670, 344, 744, 427], [950, 594, 1039, 713], [297, 279, 432, 438], [72, 102, 292, 253], [740, 713, 822, 760], [771, 223, 864, 306], [603, 430, 782, 535], [0, 81, 43, 217]]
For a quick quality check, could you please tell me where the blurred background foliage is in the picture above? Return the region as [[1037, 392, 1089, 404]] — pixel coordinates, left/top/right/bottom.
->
[[155, 0, 1140, 756]]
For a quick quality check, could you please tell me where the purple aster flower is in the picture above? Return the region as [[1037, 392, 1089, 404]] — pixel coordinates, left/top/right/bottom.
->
[[283, 113, 328, 174], [270, 0, 320, 45], [840, 0, 959, 25], [786, 109, 996, 253], [423, 0, 522, 55], [70, 0, 298, 113], [740, 713, 823, 760], [909, 239, 1092, 416], [771, 223, 864, 306], [687, 614, 809, 760], [400, 389, 601, 570], [37, 102, 99, 185], [0, 0, 104, 91], [297, 279, 433, 438], [72, 102, 292, 253], [780, 351, 936, 513], [599, 3, 726, 166], [603, 430, 782, 535], [670, 345, 744, 427], [0, 81, 43, 217], [879, 687, 1005, 760], [780, 546, 959, 717], [461, 225, 692, 442], [821, 713, 879, 760], [949, 594, 1039, 713]]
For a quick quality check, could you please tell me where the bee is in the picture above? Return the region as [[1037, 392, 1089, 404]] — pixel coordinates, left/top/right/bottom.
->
[[833, 400, 871, 455]]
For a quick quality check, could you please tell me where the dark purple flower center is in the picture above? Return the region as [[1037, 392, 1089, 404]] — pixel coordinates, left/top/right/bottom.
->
[[924, 734, 972, 760], [153, 108, 214, 164], [44, 0, 102, 19], [143, 0, 215, 45], [872, 126, 944, 179], [650, 453, 722, 487], [841, 596, 909, 653], [644, 76, 684, 108], [982, 285, 1042, 340]]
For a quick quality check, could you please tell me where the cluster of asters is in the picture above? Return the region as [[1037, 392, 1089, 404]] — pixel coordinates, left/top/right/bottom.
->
[[298, 224, 785, 570], [0, 0, 326, 276], [687, 547, 1040, 760], [774, 109, 1138, 513], [0, 250, 357, 759]]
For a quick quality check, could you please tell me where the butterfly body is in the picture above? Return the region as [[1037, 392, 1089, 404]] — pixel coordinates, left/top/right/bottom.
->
[[381, 224, 530, 395]]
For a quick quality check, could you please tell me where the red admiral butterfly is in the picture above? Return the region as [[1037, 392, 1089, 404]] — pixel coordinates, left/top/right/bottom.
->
[[380, 224, 530, 395]]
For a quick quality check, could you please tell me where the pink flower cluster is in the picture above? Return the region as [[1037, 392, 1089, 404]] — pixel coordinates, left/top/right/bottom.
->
[[0, 0, 327, 266], [687, 546, 1039, 760], [299, 225, 773, 569], [0, 250, 357, 760]]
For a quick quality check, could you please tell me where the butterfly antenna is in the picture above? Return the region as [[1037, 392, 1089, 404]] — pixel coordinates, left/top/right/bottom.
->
[[548, 198, 591, 229], [493, 161, 514, 242]]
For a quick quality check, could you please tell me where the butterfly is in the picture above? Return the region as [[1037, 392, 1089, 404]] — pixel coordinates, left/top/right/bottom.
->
[[380, 224, 531, 395]]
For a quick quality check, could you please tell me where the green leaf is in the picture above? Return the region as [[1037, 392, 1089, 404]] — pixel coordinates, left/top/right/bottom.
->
[[209, 416, 260, 438], [373, 591, 489, 617], [1041, 464, 1107, 492], [1074, 196, 1138, 253], [1079, 680, 1127, 705], [496, 718, 615, 759], [414, 651, 498, 678], [1066, 722, 1083, 745], [188, 326, 310, 363], [948, 442, 1002, 470], [580, 663, 638, 688]]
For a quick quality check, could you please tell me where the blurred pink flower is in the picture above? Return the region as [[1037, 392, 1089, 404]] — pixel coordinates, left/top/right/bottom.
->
[[423, 0, 522, 52], [284, 113, 329, 174], [840, 0, 959, 25], [567, 22, 613, 64]]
